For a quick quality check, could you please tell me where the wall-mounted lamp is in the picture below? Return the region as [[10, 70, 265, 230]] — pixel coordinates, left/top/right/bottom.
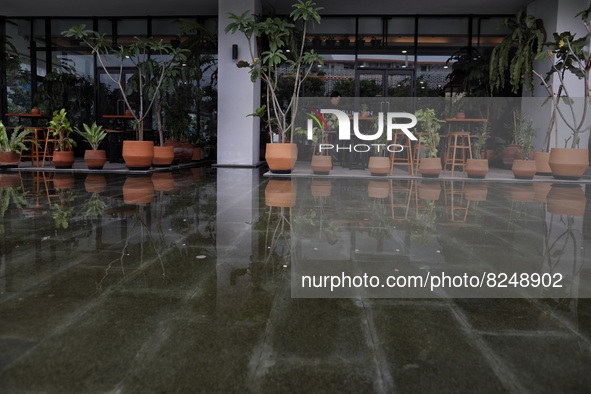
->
[[232, 44, 238, 60]]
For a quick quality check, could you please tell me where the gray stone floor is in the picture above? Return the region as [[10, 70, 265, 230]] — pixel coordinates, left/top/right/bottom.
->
[[0, 167, 590, 393]]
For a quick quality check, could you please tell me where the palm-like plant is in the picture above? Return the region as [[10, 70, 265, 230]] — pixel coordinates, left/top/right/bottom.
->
[[75, 122, 107, 150], [0, 121, 32, 153]]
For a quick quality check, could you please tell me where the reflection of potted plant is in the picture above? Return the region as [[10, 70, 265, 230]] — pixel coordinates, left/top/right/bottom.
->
[[51, 188, 76, 230], [416, 108, 443, 178], [465, 121, 490, 179], [226, 1, 324, 174], [511, 112, 537, 179], [0, 185, 27, 235], [75, 122, 108, 169], [0, 121, 33, 168], [49, 108, 76, 169]]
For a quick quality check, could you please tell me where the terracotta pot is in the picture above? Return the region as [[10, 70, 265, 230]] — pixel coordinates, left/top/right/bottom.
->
[[505, 184, 535, 202], [173, 171, 193, 189], [311, 155, 332, 175], [52, 173, 75, 190], [512, 160, 536, 180], [124, 109, 133, 116], [122, 141, 154, 170], [123, 176, 154, 205], [84, 174, 107, 193], [549, 148, 589, 180], [191, 147, 202, 161], [31, 107, 40, 115], [265, 179, 296, 207], [367, 180, 390, 199], [152, 146, 175, 167], [464, 183, 488, 202], [534, 151, 552, 175], [546, 185, 586, 216], [533, 182, 552, 203], [164, 140, 193, 163], [151, 172, 177, 192], [465, 159, 489, 179], [310, 179, 331, 197], [84, 150, 106, 170], [0, 173, 22, 188], [455, 112, 465, 119], [417, 182, 441, 201], [0, 151, 21, 168], [191, 167, 202, 181], [368, 156, 390, 176], [419, 157, 442, 178], [52, 150, 75, 169], [265, 143, 298, 174]]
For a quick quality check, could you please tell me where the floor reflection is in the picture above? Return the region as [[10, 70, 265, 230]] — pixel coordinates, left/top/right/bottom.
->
[[0, 171, 590, 392]]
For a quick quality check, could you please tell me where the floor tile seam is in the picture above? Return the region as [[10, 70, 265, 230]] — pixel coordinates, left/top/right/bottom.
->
[[358, 298, 395, 394], [473, 330, 582, 338], [0, 251, 178, 373], [446, 302, 531, 393], [527, 299, 591, 348], [243, 277, 291, 393]]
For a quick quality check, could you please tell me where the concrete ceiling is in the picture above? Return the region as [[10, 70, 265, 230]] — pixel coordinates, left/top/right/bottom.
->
[[3, 0, 534, 17]]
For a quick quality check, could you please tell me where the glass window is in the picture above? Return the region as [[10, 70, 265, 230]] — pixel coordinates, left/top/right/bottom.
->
[[5, 19, 33, 116], [416, 17, 469, 99]]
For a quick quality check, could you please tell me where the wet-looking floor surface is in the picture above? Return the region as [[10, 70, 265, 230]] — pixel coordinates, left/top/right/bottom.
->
[[0, 168, 590, 393]]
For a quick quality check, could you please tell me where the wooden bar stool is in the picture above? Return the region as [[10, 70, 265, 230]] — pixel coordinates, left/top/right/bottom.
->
[[42, 128, 59, 167], [20, 127, 45, 167], [444, 131, 472, 176], [389, 131, 414, 175]]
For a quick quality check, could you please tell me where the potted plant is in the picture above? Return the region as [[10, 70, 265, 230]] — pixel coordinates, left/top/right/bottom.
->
[[300, 112, 332, 175], [543, 8, 591, 179], [465, 121, 490, 179], [490, 7, 591, 179], [48, 108, 76, 169], [415, 108, 443, 178], [0, 122, 34, 168], [75, 122, 108, 169], [63, 25, 188, 170], [360, 103, 370, 117], [226, 0, 324, 174], [511, 112, 537, 179], [367, 117, 390, 176]]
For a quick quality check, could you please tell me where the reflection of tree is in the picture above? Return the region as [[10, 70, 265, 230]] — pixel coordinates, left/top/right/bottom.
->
[[96, 206, 165, 291], [543, 214, 585, 303]]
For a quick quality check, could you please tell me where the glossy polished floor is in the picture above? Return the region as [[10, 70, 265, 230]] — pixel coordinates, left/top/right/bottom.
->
[[1, 167, 590, 393]]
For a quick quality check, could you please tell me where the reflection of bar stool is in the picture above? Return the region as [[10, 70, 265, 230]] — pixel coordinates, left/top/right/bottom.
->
[[389, 132, 414, 175], [20, 127, 44, 167], [444, 131, 472, 176]]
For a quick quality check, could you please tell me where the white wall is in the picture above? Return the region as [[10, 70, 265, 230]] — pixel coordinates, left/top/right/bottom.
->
[[217, 0, 261, 166]]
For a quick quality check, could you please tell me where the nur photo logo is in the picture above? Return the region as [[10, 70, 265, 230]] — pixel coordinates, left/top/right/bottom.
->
[[306, 109, 418, 154]]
